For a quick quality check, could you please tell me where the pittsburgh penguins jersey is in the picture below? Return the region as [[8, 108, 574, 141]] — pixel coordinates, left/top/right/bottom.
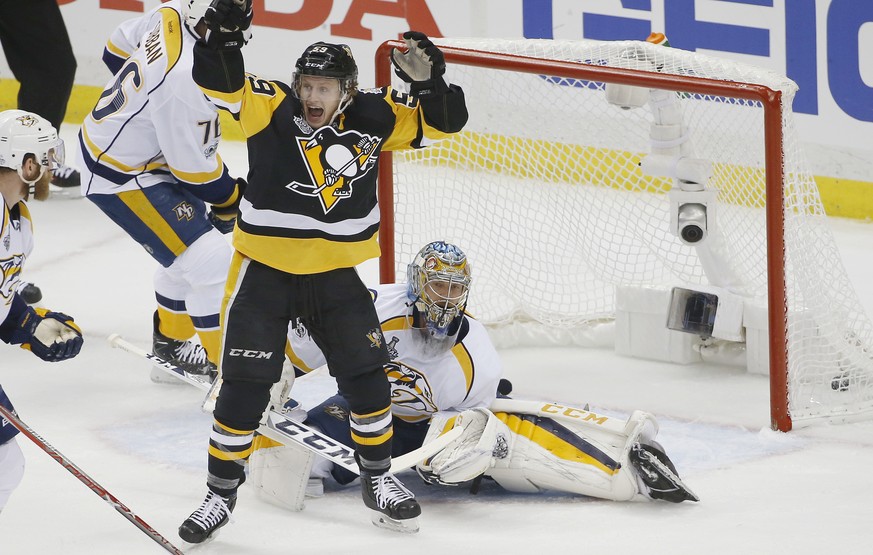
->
[[192, 45, 468, 274], [77, 1, 237, 207], [287, 283, 502, 423], [0, 194, 34, 331]]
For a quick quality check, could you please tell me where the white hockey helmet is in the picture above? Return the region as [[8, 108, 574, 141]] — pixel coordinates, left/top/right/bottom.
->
[[180, 0, 213, 27], [0, 110, 64, 183], [407, 241, 472, 339]]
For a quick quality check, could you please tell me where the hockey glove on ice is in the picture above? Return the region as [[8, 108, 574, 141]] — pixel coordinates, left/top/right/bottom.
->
[[5, 306, 83, 362], [208, 177, 246, 234], [203, 0, 253, 50], [391, 31, 448, 97]]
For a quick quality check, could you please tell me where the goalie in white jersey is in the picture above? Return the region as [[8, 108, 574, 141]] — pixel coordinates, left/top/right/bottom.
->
[[74, 0, 244, 381], [0, 110, 83, 512], [252, 241, 697, 510]]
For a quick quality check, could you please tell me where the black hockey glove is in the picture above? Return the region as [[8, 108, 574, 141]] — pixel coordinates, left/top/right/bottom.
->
[[3, 306, 83, 362], [390, 31, 449, 97], [209, 177, 246, 234], [203, 0, 253, 50]]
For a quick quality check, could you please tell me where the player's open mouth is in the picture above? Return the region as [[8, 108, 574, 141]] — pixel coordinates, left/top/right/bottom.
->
[[308, 107, 324, 119]]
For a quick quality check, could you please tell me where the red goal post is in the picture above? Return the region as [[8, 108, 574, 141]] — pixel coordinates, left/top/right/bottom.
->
[[374, 38, 869, 432]]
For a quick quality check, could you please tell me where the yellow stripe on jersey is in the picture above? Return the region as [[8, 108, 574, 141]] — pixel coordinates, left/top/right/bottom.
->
[[81, 125, 165, 174], [158, 7, 183, 73], [238, 79, 287, 138], [1, 204, 9, 239], [212, 178, 241, 209], [381, 87, 456, 151], [169, 152, 225, 185], [105, 39, 130, 60], [381, 315, 412, 333], [496, 413, 620, 475], [116, 190, 188, 256], [451, 342, 475, 399], [233, 227, 381, 275], [17, 202, 32, 232]]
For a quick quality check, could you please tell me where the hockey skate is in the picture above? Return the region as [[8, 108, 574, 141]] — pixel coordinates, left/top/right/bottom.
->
[[178, 491, 236, 544], [360, 471, 421, 533], [49, 164, 82, 198], [152, 312, 217, 384], [630, 442, 699, 503]]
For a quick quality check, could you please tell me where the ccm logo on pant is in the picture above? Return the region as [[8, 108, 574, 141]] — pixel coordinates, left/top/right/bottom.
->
[[228, 349, 273, 359]]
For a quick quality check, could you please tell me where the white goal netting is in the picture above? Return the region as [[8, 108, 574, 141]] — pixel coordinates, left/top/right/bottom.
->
[[384, 37, 873, 428]]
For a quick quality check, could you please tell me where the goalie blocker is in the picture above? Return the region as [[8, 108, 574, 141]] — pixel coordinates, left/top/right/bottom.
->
[[252, 398, 697, 505]]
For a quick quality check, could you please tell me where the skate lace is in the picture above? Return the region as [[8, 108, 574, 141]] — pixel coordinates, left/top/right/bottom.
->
[[175, 341, 209, 365], [372, 474, 414, 510], [190, 492, 231, 529]]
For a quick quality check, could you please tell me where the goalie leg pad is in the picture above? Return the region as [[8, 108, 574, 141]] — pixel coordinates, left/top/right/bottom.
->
[[248, 434, 315, 511], [486, 406, 660, 501]]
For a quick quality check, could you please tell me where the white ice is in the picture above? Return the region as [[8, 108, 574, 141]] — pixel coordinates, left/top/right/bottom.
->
[[1, 128, 872, 554]]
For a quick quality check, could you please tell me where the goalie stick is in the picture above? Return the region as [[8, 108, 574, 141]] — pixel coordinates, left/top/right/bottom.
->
[[108, 334, 461, 475], [0, 404, 184, 555]]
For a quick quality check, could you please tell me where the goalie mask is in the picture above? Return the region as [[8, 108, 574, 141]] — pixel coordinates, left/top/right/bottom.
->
[[0, 110, 64, 187], [293, 42, 358, 124], [407, 241, 472, 339]]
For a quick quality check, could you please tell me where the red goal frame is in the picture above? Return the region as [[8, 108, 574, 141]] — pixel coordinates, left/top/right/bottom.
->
[[374, 40, 791, 432]]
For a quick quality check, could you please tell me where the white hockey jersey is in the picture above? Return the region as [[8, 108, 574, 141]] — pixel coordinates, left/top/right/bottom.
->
[[77, 1, 232, 200], [0, 194, 34, 328], [288, 283, 503, 423]]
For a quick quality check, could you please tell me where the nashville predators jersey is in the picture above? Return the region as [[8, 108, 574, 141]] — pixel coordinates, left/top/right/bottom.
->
[[0, 195, 34, 330], [1, 384, 20, 443], [287, 283, 502, 423], [193, 46, 468, 274], [77, 1, 235, 206]]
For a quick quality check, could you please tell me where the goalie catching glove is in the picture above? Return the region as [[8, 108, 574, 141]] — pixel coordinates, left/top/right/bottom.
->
[[390, 31, 448, 97], [202, 0, 253, 50], [416, 408, 504, 485], [2, 304, 83, 362]]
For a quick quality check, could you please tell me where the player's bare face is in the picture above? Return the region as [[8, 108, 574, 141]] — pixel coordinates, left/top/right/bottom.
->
[[298, 76, 342, 128]]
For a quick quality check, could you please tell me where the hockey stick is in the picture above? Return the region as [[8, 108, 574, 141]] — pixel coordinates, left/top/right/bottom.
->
[[108, 334, 461, 475], [0, 404, 184, 555]]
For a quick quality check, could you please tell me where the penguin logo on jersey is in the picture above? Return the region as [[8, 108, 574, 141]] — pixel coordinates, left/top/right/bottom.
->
[[366, 328, 383, 349], [385, 362, 438, 414], [286, 126, 380, 214]]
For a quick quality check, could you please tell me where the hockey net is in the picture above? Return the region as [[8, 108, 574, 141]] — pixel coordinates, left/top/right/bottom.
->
[[375, 37, 873, 431]]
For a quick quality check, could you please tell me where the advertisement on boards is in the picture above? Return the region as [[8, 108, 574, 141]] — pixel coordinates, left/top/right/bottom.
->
[[1, 1, 871, 202]]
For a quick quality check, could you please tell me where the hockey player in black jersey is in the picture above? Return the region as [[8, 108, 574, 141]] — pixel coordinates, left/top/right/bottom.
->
[[178, 0, 468, 543]]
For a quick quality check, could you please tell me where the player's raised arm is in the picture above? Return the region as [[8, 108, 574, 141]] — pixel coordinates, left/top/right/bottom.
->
[[391, 31, 468, 134], [191, 0, 252, 117]]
